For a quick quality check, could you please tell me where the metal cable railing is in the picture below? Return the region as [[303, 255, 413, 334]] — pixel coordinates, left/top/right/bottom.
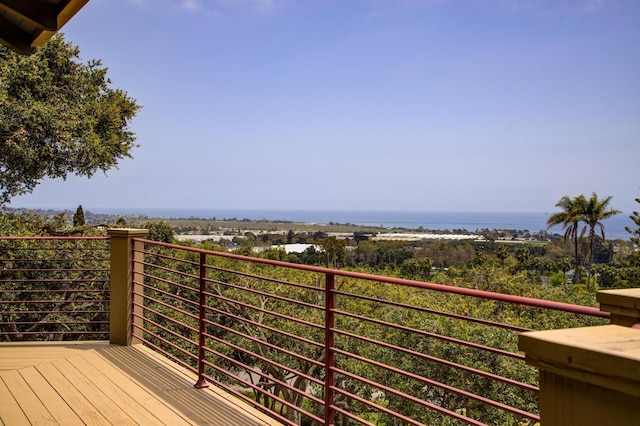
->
[[0, 236, 110, 341], [132, 239, 609, 426]]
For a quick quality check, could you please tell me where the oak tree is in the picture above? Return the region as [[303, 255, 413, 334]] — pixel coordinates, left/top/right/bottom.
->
[[0, 35, 140, 205]]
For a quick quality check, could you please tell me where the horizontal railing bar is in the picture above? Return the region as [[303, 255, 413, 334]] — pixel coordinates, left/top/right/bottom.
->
[[136, 248, 200, 268], [335, 309, 523, 360], [203, 299, 324, 348], [334, 289, 532, 333], [136, 313, 199, 350], [335, 328, 537, 392], [0, 236, 109, 241], [133, 324, 199, 363], [0, 258, 109, 263], [200, 358, 323, 425], [205, 289, 324, 332], [136, 238, 608, 318], [126, 238, 618, 424], [208, 263, 324, 294], [201, 338, 325, 402], [330, 377, 485, 426], [199, 365, 303, 426], [329, 405, 375, 426], [204, 315, 323, 367], [138, 260, 200, 283], [1, 321, 109, 326], [209, 278, 324, 312], [134, 289, 200, 323], [0, 289, 108, 293], [1, 270, 109, 275], [136, 276, 200, 309], [0, 299, 108, 305], [134, 302, 199, 335], [1, 331, 108, 335], [137, 274, 199, 300], [332, 347, 537, 419], [132, 330, 199, 374], [202, 324, 325, 381], [0, 310, 108, 315]]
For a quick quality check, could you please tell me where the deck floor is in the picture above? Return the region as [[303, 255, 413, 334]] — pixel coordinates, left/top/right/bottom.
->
[[0, 342, 281, 425]]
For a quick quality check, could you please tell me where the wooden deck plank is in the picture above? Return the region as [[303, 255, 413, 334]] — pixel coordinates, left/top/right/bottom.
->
[[0, 341, 110, 370], [16, 366, 84, 426], [50, 358, 138, 426], [0, 373, 30, 426], [100, 345, 281, 426], [34, 361, 111, 426], [0, 342, 283, 426], [71, 352, 192, 425], [0, 369, 57, 424]]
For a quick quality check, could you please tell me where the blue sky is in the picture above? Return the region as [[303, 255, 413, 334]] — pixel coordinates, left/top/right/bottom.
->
[[9, 0, 640, 213]]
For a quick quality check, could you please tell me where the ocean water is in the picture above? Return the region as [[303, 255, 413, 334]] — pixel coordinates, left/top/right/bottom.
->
[[90, 208, 635, 240]]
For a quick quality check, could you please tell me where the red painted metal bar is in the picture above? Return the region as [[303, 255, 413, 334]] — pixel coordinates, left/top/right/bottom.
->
[[131, 238, 608, 426], [202, 315, 324, 369], [330, 405, 376, 426], [334, 329, 538, 392], [207, 278, 324, 312], [202, 327, 324, 387], [198, 334, 327, 420], [208, 263, 324, 292], [195, 252, 209, 389], [204, 287, 324, 332], [199, 358, 306, 426], [135, 276, 200, 311], [132, 288, 199, 324], [331, 378, 485, 426], [136, 238, 608, 318], [325, 273, 336, 426], [332, 349, 538, 420], [335, 309, 525, 360], [334, 289, 533, 333]]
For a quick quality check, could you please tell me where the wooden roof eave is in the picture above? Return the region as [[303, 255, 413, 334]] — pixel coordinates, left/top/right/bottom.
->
[[0, 0, 89, 55]]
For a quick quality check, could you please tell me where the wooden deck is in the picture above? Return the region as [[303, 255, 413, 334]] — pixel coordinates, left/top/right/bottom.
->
[[0, 341, 282, 425]]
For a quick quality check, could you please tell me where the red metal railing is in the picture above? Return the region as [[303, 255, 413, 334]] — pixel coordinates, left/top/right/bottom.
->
[[132, 239, 609, 426], [0, 236, 110, 341]]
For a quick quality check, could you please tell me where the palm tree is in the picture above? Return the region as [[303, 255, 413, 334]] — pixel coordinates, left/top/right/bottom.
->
[[547, 195, 587, 284], [580, 193, 621, 287]]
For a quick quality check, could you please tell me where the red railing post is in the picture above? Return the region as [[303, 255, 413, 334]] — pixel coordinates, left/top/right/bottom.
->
[[325, 272, 335, 425], [195, 252, 210, 389]]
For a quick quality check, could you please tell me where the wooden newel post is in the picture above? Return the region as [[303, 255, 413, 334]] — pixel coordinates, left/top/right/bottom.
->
[[519, 325, 640, 425], [597, 288, 640, 327], [519, 288, 640, 426], [108, 228, 149, 346]]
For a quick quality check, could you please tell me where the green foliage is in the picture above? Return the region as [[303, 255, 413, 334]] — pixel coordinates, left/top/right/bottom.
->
[[401, 257, 433, 280], [72, 205, 85, 227], [547, 195, 587, 283], [0, 209, 103, 237], [317, 236, 346, 267], [625, 196, 640, 266], [0, 211, 109, 341], [0, 35, 140, 205], [549, 272, 568, 287], [143, 221, 174, 243], [547, 193, 621, 285]]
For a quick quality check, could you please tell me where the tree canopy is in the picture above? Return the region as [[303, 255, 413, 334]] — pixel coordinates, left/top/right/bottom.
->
[[0, 35, 140, 205]]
